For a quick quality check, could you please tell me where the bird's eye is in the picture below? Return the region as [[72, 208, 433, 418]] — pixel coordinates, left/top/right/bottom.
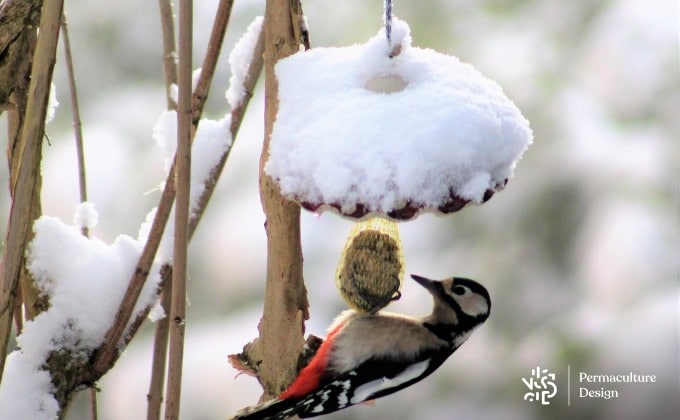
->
[[452, 285, 466, 296]]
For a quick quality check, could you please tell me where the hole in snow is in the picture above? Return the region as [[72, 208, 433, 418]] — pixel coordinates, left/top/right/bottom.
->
[[365, 75, 407, 94]]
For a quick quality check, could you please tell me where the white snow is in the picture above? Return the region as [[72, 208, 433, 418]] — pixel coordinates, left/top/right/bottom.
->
[[265, 18, 532, 219], [144, 93, 233, 263], [136, 206, 169, 261], [148, 300, 167, 322], [192, 67, 202, 91], [0, 206, 163, 419], [386, 15, 410, 53], [169, 67, 203, 104], [190, 116, 233, 211], [0, 352, 59, 420], [152, 110, 233, 217], [45, 83, 58, 124], [73, 201, 99, 230], [170, 83, 178, 105], [226, 16, 263, 109], [152, 110, 178, 174]]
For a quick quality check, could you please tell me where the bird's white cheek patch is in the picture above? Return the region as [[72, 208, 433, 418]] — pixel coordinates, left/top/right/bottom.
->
[[460, 295, 489, 318], [350, 359, 430, 404]]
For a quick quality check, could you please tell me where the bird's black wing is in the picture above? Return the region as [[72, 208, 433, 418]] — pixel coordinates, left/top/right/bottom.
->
[[295, 349, 452, 418]]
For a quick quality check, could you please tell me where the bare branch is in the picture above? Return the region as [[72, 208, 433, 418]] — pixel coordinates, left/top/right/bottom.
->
[[158, 0, 178, 110], [0, 0, 63, 381], [191, 0, 234, 128], [91, 0, 239, 380], [189, 27, 264, 239], [253, 0, 309, 398], [60, 14, 99, 415], [146, 276, 172, 420], [90, 175, 175, 376], [146, 1, 180, 417], [0, 0, 42, 346], [163, 0, 193, 418], [60, 13, 88, 221], [89, 387, 99, 420], [139, 37, 266, 404], [0, 0, 40, 107], [90, 0, 253, 394]]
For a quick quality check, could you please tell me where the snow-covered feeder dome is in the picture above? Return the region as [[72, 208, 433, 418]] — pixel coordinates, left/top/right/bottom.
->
[[266, 19, 532, 220]]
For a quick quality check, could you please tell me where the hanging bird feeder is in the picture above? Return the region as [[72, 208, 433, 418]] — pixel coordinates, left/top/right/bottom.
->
[[335, 217, 404, 314], [265, 15, 532, 221]]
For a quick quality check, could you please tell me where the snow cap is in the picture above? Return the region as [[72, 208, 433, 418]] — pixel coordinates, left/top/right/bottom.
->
[[266, 18, 532, 220]]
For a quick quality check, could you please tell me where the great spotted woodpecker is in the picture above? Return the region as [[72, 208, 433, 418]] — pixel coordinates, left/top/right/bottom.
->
[[231, 274, 491, 419]]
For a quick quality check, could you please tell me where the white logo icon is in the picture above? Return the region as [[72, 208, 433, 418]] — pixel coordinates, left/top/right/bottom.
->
[[522, 366, 558, 405]]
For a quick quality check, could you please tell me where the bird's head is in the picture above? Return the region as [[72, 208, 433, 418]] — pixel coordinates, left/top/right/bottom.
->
[[411, 274, 491, 331]]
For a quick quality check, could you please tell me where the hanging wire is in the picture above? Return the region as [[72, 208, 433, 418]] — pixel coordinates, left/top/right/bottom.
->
[[384, 0, 392, 47]]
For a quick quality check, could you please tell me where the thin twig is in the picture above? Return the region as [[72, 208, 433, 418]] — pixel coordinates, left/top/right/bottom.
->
[[188, 27, 264, 238], [91, 0, 242, 385], [164, 0, 192, 418], [89, 387, 98, 420], [147, 2, 235, 418], [145, 37, 266, 399], [146, 1, 179, 418], [191, 0, 233, 128], [61, 12, 98, 416], [158, 0, 178, 111], [60, 13, 87, 207], [125, 32, 264, 351], [138, 0, 238, 337], [0, 0, 64, 381], [146, 273, 172, 420], [91, 169, 176, 376]]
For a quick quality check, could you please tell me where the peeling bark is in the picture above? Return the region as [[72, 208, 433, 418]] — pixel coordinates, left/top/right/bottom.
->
[[0, 0, 59, 382], [252, 0, 310, 399]]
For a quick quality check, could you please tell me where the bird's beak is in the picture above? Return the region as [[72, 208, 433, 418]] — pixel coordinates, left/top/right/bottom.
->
[[411, 274, 438, 294]]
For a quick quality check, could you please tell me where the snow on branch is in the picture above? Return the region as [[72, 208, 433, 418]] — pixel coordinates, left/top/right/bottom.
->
[[0, 208, 162, 418], [226, 16, 264, 110]]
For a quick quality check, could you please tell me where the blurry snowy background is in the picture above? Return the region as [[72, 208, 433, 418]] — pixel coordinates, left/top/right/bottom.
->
[[0, 0, 677, 419]]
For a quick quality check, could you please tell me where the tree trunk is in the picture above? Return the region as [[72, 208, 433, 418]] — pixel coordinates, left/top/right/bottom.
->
[[0, 0, 60, 382], [0, 0, 45, 340], [256, 0, 309, 398]]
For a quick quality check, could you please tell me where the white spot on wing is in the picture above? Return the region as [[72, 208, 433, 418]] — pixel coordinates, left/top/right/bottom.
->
[[350, 359, 430, 404], [310, 389, 330, 413], [337, 380, 351, 407]]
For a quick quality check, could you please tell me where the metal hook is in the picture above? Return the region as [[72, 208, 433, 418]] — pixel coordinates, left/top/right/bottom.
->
[[384, 0, 393, 47]]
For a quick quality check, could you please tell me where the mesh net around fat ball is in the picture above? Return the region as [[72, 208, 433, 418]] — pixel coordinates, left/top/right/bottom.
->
[[336, 218, 404, 314]]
